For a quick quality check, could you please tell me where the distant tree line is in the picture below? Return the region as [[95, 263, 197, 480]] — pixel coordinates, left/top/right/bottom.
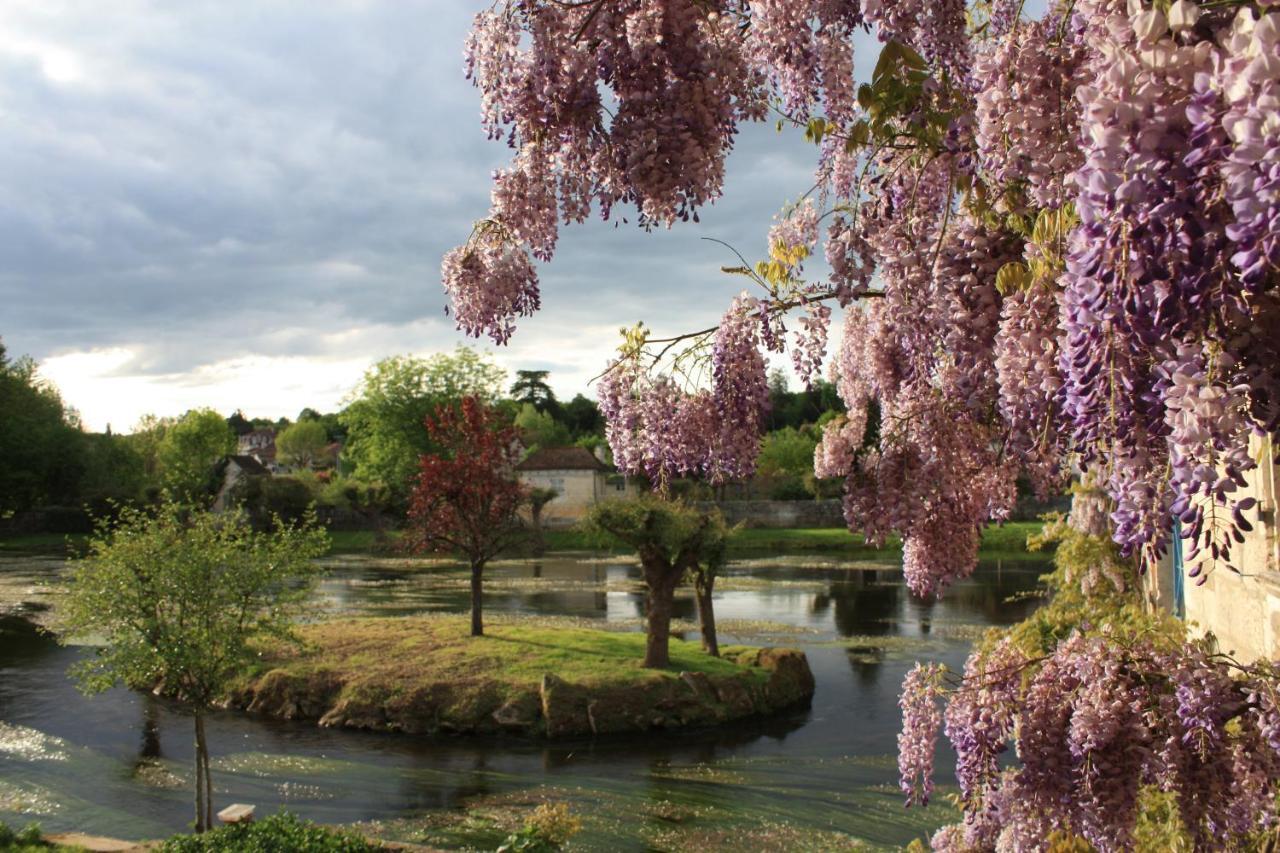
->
[[0, 337, 851, 525]]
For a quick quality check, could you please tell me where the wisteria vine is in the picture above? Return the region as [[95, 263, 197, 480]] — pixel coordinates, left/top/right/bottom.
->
[[447, 0, 1280, 843]]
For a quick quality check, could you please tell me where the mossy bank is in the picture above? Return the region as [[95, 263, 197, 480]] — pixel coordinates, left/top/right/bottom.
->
[[227, 617, 814, 738]]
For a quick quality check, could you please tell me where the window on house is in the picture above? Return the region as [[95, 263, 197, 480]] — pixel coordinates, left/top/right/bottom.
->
[[549, 477, 565, 492]]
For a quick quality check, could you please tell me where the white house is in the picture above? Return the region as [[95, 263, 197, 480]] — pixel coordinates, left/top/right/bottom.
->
[[211, 454, 270, 513], [514, 446, 640, 526]]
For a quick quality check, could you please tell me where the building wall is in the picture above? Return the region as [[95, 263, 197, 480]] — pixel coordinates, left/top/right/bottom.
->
[[518, 469, 638, 525], [1179, 435, 1280, 663]]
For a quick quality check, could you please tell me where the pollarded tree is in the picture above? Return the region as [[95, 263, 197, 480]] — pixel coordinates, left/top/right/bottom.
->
[[444, 0, 1280, 844], [405, 396, 528, 637], [585, 498, 727, 666], [60, 502, 328, 832]]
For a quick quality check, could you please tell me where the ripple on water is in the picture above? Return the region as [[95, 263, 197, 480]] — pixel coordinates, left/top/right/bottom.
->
[[0, 779, 63, 816], [0, 722, 70, 763]]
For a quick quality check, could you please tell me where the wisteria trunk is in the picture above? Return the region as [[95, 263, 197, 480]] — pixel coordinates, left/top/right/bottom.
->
[[694, 569, 719, 657], [643, 566, 679, 669], [470, 560, 485, 637]]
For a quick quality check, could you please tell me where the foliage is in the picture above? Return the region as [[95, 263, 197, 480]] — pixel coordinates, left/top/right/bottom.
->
[[339, 348, 505, 496], [157, 409, 236, 504], [510, 369, 560, 415], [62, 501, 329, 699], [160, 812, 382, 852], [77, 432, 147, 508], [905, 520, 1280, 850], [497, 803, 582, 853], [0, 820, 47, 850], [276, 420, 330, 469], [560, 393, 604, 438], [448, 0, 1278, 593], [585, 497, 728, 666], [61, 501, 328, 830], [514, 403, 571, 452], [0, 340, 88, 512], [125, 413, 175, 484], [404, 397, 528, 635], [227, 475, 316, 528]]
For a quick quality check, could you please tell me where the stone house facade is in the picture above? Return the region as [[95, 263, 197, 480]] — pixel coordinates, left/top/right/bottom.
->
[[1146, 434, 1280, 662], [514, 446, 639, 525]]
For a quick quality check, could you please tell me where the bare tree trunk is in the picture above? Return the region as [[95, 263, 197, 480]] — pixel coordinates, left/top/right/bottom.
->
[[201, 715, 212, 831], [193, 714, 207, 832], [470, 560, 484, 637], [643, 567, 678, 668], [530, 506, 546, 556], [694, 569, 719, 657]]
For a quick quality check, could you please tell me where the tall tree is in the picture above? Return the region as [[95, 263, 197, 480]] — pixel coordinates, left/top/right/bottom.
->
[[61, 502, 327, 831], [340, 347, 505, 495], [157, 409, 235, 503], [0, 339, 86, 511], [404, 397, 528, 637], [514, 403, 571, 451], [561, 394, 604, 438], [510, 369, 559, 415], [275, 420, 329, 469]]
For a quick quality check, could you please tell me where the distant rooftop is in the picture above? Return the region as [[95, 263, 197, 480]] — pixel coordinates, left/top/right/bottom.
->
[[227, 454, 269, 475], [515, 446, 609, 472]]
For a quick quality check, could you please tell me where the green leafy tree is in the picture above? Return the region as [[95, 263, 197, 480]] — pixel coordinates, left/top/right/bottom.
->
[[157, 410, 236, 503], [61, 502, 328, 832], [514, 403, 572, 451], [561, 394, 603, 438], [510, 369, 560, 416], [275, 420, 329, 469], [126, 414, 175, 486], [756, 426, 819, 500], [339, 347, 505, 494], [225, 411, 254, 436], [584, 497, 728, 666], [0, 340, 86, 511], [78, 433, 147, 508]]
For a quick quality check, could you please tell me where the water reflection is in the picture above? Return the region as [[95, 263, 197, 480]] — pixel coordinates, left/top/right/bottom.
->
[[0, 552, 1048, 847]]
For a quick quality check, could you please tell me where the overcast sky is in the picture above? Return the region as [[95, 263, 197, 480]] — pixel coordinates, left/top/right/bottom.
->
[[2, 1, 878, 432]]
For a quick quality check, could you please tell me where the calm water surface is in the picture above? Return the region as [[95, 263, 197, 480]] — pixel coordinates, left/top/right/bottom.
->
[[0, 550, 1047, 850]]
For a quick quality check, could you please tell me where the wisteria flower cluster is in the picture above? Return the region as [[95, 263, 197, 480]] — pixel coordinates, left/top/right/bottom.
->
[[915, 630, 1280, 852], [454, 0, 1280, 841]]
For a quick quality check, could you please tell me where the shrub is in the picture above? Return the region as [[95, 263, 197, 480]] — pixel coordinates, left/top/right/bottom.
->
[[496, 803, 582, 852], [160, 812, 382, 852]]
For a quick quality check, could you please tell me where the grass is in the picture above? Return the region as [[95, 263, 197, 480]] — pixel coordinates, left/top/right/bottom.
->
[[253, 616, 758, 687], [2, 520, 1049, 561], [0, 533, 87, 555], [544, 520, 1047, 559]]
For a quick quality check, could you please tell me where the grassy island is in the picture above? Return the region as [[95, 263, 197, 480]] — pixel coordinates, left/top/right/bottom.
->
[[230, 617, 814, 738]]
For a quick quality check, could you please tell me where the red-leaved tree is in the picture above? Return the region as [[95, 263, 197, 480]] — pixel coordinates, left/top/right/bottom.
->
[[405, 396, 527, 637]]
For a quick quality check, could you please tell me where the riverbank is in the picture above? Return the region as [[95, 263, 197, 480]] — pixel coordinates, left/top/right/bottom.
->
[[228, 616, 814, 738], [325, 520, 1047, 558], [0, 520, 1048, 562]]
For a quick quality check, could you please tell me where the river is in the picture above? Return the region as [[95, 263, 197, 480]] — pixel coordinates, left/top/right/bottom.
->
[[0, 550, 1047, 850]]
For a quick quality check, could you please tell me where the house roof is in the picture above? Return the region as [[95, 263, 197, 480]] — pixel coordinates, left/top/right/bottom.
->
[[227, 454, 269, 475], [515, 446, 609, 472]]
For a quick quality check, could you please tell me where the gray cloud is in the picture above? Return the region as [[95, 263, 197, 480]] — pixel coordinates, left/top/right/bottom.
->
[[2, 1, 880, 424]]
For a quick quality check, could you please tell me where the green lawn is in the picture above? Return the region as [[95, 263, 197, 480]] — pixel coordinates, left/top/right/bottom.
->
[[543, 520, 1047, 559], [2, 520, 1049, 560], [251, 616, 758, 686]]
